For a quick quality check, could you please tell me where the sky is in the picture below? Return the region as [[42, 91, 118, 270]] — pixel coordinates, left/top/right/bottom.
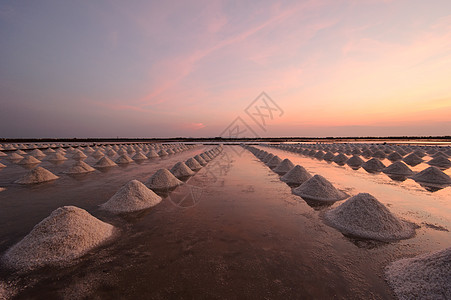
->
[[1, 0, 451, 138]]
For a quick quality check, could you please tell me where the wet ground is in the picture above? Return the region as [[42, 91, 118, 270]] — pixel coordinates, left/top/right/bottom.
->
[[0, 145, 450, 299]]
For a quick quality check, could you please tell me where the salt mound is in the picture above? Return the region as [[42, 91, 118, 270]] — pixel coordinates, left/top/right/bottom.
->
[[383, 161, 414, 176], [158, 149, 168, 156], [428, 156, 451, 168], [387, 152, 403, 162], [346, 155, 364, 167], [9, 153, 23, 160], [323, 152, 335, 161], [146, 168, 183, 190], [18, 156, 41, 165], [0, 151, 7, 157], [30, 149, 46, 157], [133, 152, 147, 161], [101, 180, 162, 213], [362, 158, 385, 172], [0, 162, 5, 168], [2, 206, 114, 271], [293, 175, 348, 202], [403, 153, 423, 166], [262, 153, 275, 163], [170, 162, 195, 178], [166, 149, 175, 155], [147, 150, 159, 158], [324, 193, 415, 241], [267, 155, 283, 168], [372, 150, 386, 159], [194, 155, 207, 166], [281, 165, 312, 185], [95, 156, 117, 168], [314, 151, 325, 159], [15, 167, 59, 184], [333, 153, 348, 164], [115, 154, 133, 164], [65, 161, 96, 174], [273, 159, 295, 174], [411, 166, 451, 185], [200, 153, 211, 162], [386, 247, 451, 299], [72, 150, 87, 160], [47, 153, 67, 161], [91, 149, 105, 158], [185, 158, 202, 171]]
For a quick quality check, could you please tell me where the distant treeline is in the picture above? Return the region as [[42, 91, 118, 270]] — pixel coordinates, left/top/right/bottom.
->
[[0, 136, 450, 143]]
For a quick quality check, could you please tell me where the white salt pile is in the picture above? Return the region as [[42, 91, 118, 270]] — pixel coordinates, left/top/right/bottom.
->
[[15, 167, 59, 184], [64, 161, 96, 174], [133, 152, 147, 161], [30, 149, 46, 157], [115, 154, 133, 164], [273, 159, 295, 175], [280, 165, 312, 185], [362, 158, 385, 172], [0, 162, 5, 168], [266, 155, 283, 169], [147, 150, 159, 158], [324, 193, 415, 241], [95, 156, 118, 168], [346, 155, 364, 168], [411, 166, 451, 185], [91, 149, 105, 158], [428, 156, 451, 168], [185, 158, 203, 171], [403, 153, 423, 166], [166, 149, 175, 155], [0, 151, 7, 157], [18, 156, 41, 165], [323, 152, 335, 161], [2, 206, 115, 271], [200, 153, 211, 162], [262, 153, 275, 163], [194, 155, 207, 166], [72, 150, 88, 160], [385, 247, 451, 299], [107, 149, 117, 156], [383, 161, 414, 176], [293, 175, 348, 202], [100, 180, 162, 213], [146, 168, 183, 190], [170, 162, 195, 178], [47, 153, 67, 161]]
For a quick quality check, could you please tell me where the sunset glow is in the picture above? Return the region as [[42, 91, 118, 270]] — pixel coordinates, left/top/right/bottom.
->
[[1, 0, 451, 137]]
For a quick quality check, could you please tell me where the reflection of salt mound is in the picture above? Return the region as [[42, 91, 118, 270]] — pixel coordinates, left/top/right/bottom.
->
[[293, 175, 348, 202], [95, 156, 117, 168], [146, 150, 159, 158], [273, 159, 295, 174], [185, 158, 202, 171], [428, 156, 451, 168], [385, 247, 451, 300], [15, 167, 59, 184], [383, 161, 414, 176], [115, 154, 133, 164], [101, 180, 162, 213], [324, 193, 415, 241], [65, 161, 95, 174], [362, 158, 385, 172], [281, 165, 312, 185], [146, 168, 183, 190], [346, 155, 364, 167], [403, 153, 423, 166], [411, 166, 451, 185], [18, 156, 41, 165], [2, 206, 115, 271], [170, 162, 195, 178], [266, 155, 282, 168]]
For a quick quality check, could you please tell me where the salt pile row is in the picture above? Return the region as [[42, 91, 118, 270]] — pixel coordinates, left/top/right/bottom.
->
[[244, 145, 417, 242], [261, 143, 451, 189]]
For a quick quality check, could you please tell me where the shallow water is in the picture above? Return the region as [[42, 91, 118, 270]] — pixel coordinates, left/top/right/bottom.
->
[[0, 145, 449, 298]]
